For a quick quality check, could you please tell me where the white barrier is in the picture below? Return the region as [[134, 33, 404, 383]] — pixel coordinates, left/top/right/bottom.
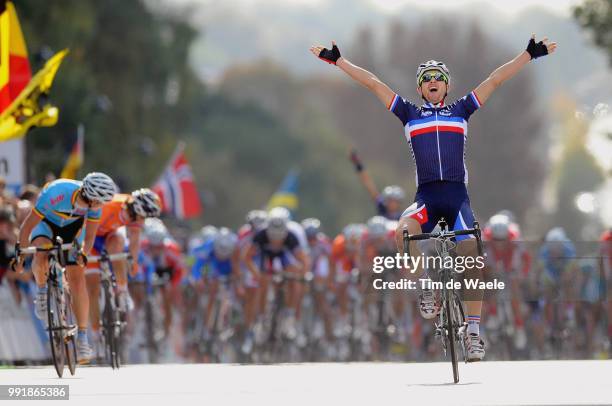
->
[[0, 283, 49, 362]]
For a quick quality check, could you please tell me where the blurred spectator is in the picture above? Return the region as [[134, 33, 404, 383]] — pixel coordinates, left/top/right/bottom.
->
[[19, 184, 39, 204], [0, 205, 17, 284], [44, 172, 56, 184]]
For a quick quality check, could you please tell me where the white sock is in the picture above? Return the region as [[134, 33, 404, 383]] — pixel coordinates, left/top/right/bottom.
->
[[467, 315, 480, 336]]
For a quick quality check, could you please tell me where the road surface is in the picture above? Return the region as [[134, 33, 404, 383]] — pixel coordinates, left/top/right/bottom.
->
[[1, 360, 611, 405]]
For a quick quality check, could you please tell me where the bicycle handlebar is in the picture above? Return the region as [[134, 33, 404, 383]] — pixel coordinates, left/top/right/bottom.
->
[[403, 227, 480, 242], [272, 271, 314, 283], [88, 252, 133, 264], [402, 220, 484, 258], [12, 238, 84, 271], [18, 243, 75, 255]]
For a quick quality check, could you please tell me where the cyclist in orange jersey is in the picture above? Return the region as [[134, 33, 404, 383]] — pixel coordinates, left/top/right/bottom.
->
[[85, 189, 161, 356], [330, 223, 366, 336]]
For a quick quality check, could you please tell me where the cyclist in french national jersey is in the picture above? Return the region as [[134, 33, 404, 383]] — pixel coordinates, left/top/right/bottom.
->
[[312, 35, 557, 361]]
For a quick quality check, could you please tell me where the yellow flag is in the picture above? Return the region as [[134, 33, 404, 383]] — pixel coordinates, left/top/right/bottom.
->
[[0, 48, 67, 142]]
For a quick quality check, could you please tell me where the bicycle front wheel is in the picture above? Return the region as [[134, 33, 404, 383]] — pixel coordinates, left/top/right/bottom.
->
[[47, 283, 66, 378], [102, 284, 119, 369], [444, 290, 459, 383]]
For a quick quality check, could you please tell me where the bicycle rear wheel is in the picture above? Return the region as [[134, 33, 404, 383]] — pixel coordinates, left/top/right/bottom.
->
[[145, 297, 159, 363], [102, 282, 119, 369], [47, 283, 66, 378]]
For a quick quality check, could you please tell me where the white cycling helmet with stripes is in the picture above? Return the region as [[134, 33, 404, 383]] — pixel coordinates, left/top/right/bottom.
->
[[81, 172, 116, 203], [416, 60, 451, 86], [131, 188, 162, 218]]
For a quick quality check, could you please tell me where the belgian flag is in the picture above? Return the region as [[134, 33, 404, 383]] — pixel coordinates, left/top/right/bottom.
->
[[0, 0, 67, 142], [0, 0, 31, 114]]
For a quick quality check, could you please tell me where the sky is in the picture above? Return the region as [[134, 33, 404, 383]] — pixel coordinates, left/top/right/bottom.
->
[[364, 0, 579, 15], [168, 0, 581, 16]]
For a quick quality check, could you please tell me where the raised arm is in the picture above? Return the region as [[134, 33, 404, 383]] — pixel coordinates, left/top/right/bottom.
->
[[349, 148, 379, 201], [310, 41, 395, 107], [474, 35, 557, 105]]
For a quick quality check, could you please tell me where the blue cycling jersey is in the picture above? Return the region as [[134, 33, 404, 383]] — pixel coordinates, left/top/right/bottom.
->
[[33, 179, 101, 227], [388, 91, 482, 185], [191, 239, 232, 279]]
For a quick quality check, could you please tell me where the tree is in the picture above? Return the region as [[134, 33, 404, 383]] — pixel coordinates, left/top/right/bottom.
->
[[574, 0, 612, 64]]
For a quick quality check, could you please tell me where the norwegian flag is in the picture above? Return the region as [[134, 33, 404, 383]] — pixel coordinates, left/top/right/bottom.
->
[[152, 142, 202, 219]]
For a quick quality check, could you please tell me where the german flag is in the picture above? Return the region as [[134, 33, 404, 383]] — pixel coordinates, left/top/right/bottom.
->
[[60, 124, 84, 179], [0, 0, 31, 114]]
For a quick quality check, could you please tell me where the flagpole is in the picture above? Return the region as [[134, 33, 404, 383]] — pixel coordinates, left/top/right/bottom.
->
[[77, 123, 84, 177], [155, 141, 185, 185]]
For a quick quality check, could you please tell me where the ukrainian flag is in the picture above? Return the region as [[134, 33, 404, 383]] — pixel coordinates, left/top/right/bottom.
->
[[266, 169, 299, 213]]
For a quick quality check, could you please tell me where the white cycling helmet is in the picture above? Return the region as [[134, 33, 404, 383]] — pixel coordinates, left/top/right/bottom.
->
[[131, 188, 162, 218], [382, 185, 405, 202], [201, 225, 219, 242], [266, 207, 290, 240], [302, 218, 321, 239], [489, 214, 511, 240], [144, 218, 168, 245], [416, 60, 451, 86], [82, 172, 116, 203], [545, 227, 568, 243], [343, 223, 366, 241], [146, 225, 167, 246], [214, 228, 238, 259], [367, 216, 388, 239], [144, 217, 167, 232], [246, 210, 267, 230]]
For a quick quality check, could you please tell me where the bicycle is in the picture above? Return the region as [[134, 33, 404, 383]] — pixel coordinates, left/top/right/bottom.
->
[[88, 251, 132, 369], [404, 219, 484, 384], [260, 270, 307, 362], [140, 269, 167, 363], [12, 237, 80, 378], [346, 268, 370, 361], [201, 275, 241, 362]]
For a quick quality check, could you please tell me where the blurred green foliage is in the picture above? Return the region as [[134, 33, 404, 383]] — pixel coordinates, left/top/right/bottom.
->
[[16, 0, 374, 233], [15, 1, 561, 235], [574, 0, 612, 64]]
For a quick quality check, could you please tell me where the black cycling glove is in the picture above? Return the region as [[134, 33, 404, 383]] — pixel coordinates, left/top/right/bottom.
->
[[526, 38, 548, 59], [318, 44, 341, 65], [349, 148, 364, 172]]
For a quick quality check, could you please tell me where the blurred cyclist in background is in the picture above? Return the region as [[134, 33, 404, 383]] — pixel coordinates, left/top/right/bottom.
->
[[243, 207, 309, 341], [349, 149, 405, 221], [330, 223, 366, 337], [238, 210, 267, 353], [535, 227, 578, 357], [600, 229, 612, 355], [483, 212, 531, 354], [192, 227, 241, 340], [141, 218, 186, 338], [301, 218, 333, 340]]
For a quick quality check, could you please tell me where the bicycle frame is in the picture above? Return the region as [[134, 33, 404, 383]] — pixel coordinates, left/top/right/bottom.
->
[[403, 219, 484, 383], [88, 252, 131, 368], [14, 237, 79, 377]]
